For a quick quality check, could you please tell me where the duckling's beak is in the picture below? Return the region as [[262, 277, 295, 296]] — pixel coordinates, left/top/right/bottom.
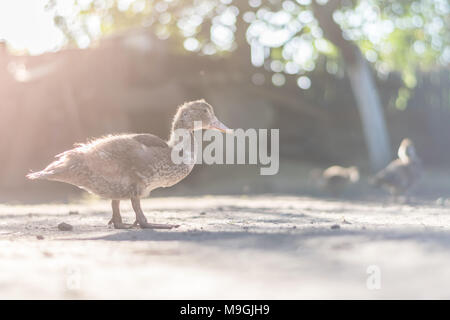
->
[[209, 118, 233, 134]]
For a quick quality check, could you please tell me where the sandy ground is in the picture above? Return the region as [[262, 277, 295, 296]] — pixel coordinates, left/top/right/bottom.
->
[[1, 195, 450, 299]]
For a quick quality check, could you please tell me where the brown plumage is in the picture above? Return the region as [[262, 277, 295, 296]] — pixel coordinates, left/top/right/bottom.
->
[[370, 138, 422, 196], [310, 166, 360, 196], [27, 100, 231, 229]]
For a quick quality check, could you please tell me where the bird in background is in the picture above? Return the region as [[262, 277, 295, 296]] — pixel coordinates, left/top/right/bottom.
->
[[310, 165, 360, 196], [27, 100, 232, 229], [370, 138, 422, 201]]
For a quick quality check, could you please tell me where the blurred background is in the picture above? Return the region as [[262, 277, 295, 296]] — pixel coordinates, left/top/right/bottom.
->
[[0, 0, 449, 203]]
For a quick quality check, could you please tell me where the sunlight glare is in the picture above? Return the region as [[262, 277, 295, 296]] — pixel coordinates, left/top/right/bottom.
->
[[0, 0, 65, 55]]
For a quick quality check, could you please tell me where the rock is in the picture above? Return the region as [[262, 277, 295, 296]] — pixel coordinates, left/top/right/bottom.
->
[[69, 211, 79, 215], [36, 235, 44, 240], [200, 212, 206, 216], [58, 222, 73, 231], [331, 224, 340, 230]]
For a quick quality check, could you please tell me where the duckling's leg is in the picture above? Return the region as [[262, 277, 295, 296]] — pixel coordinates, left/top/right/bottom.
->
[[130, 197, 179, 229], [108, 200, 134, 229]]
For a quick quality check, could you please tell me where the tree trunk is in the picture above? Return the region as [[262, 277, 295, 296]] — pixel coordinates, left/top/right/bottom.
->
[[313, 1, 391, 171], [346, 49, 391, 171]]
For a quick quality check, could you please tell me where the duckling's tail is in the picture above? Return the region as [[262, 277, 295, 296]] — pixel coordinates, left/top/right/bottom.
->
[[26, 170, 54, 180], [26, 152, 74, 181]]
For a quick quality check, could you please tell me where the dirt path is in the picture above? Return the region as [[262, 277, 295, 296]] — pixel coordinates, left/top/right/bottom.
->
[[1, 195, 450, 299]]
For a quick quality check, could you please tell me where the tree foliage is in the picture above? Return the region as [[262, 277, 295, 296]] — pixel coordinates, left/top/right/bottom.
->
[[47, 0, 449, 108]]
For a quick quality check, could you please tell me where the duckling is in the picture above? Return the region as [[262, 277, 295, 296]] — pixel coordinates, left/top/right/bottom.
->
[[370, 138, 421, 198], [27, 100, 231, 229], [310, 166, 360, 196]]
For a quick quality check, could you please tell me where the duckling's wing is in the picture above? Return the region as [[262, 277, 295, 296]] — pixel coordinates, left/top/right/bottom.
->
[[79, 134, 169, 184], [131, 134, 168, 149], [127, 134, 172, 177]]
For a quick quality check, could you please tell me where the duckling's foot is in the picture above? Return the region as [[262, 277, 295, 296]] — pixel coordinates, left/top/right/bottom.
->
[[109, 199, 135, 229], [108, 220, 135, 229], [137, 221, 179, 229], [131, 197, 180, 230], [131, 219, 179, 229]]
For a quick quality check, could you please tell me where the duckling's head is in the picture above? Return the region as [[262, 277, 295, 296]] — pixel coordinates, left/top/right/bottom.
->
[[172, 99, 232, 133], [398, 138, 418, 163]]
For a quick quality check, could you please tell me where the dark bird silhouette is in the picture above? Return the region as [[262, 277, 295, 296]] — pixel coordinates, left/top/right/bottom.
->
[[310, 165, 360, 196], [370, 138, 421, 199], [27, 100, 231, 229]]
